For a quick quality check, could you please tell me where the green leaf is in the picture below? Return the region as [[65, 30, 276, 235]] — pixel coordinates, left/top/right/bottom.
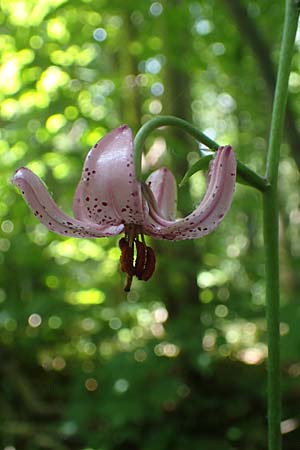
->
[[179, 154, 213, 186]]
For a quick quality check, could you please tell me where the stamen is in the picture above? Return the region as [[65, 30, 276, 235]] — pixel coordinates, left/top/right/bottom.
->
[[135, 240, 147, 279], [141, 246, 156, 281], [119, 237, 134, 276], [119, 231, 156, 292], [119, 237, 127, 251]]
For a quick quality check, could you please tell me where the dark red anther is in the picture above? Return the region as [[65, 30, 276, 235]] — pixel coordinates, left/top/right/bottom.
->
[[135, 240, 147, 279], [119, 238, 135, 276], [119, 238, 128, 273], [119, 236, 156, 291], [119, 237, 127, 250], [141, 246, 156, 281]]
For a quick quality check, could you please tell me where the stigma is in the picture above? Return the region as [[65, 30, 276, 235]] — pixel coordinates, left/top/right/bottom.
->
[[119, 225, 156, 292]]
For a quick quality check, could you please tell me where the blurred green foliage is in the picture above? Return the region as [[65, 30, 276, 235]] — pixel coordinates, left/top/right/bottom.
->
[[1, 0, 300, 449]]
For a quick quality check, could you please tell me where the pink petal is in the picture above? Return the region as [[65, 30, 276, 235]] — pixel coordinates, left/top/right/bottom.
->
[[73, 125, 145, 227], [145, 168, 177, 221], [144, 146, 236, 240], [73, 182, 90, 222], [12, 168, 124, 238]]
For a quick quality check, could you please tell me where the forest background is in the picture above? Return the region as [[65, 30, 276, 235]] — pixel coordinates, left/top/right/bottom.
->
[[1, 0, 300, 449]]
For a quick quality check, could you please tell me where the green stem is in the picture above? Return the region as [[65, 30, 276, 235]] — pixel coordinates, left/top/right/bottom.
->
[[266, 1, 299, 184], [263, 189, 281, 450], [238, 160, 269, 191], [134, 115, 268, 191], [264, 2, 299, 450]]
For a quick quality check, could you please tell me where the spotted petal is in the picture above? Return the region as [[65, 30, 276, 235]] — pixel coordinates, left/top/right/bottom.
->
[[145, 168, 177, 221], [12, 168, 123, 238], [73, 125, 145, 227], [144, 146, 236, 240]]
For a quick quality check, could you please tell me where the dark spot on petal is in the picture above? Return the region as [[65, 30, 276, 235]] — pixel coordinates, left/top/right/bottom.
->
[[85, 197, 90, 202], [102, 202, 108, 206]]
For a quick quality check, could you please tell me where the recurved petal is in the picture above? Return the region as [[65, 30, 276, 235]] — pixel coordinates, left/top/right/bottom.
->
[[73, 181, 90, 222], [145, 167, 177, 221], [73, 125, 145, 227], [12, 167, 124, 238], [144, 146, 236, 240]]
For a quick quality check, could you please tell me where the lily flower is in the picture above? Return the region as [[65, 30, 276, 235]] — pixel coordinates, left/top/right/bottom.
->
[[12, 125, 236, 291]]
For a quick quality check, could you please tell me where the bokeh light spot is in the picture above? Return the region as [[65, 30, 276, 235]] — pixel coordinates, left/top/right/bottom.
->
[[150, 2, 163, 16], [85, 378, 98, 391], [93, 28, 107, 42], [28, 313, 42, 328], [114, 378, 129, 393]]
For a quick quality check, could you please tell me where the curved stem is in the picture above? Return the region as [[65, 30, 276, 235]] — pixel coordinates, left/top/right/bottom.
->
[[134, 115, 268, 191], [263, 2, 299, 450]]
